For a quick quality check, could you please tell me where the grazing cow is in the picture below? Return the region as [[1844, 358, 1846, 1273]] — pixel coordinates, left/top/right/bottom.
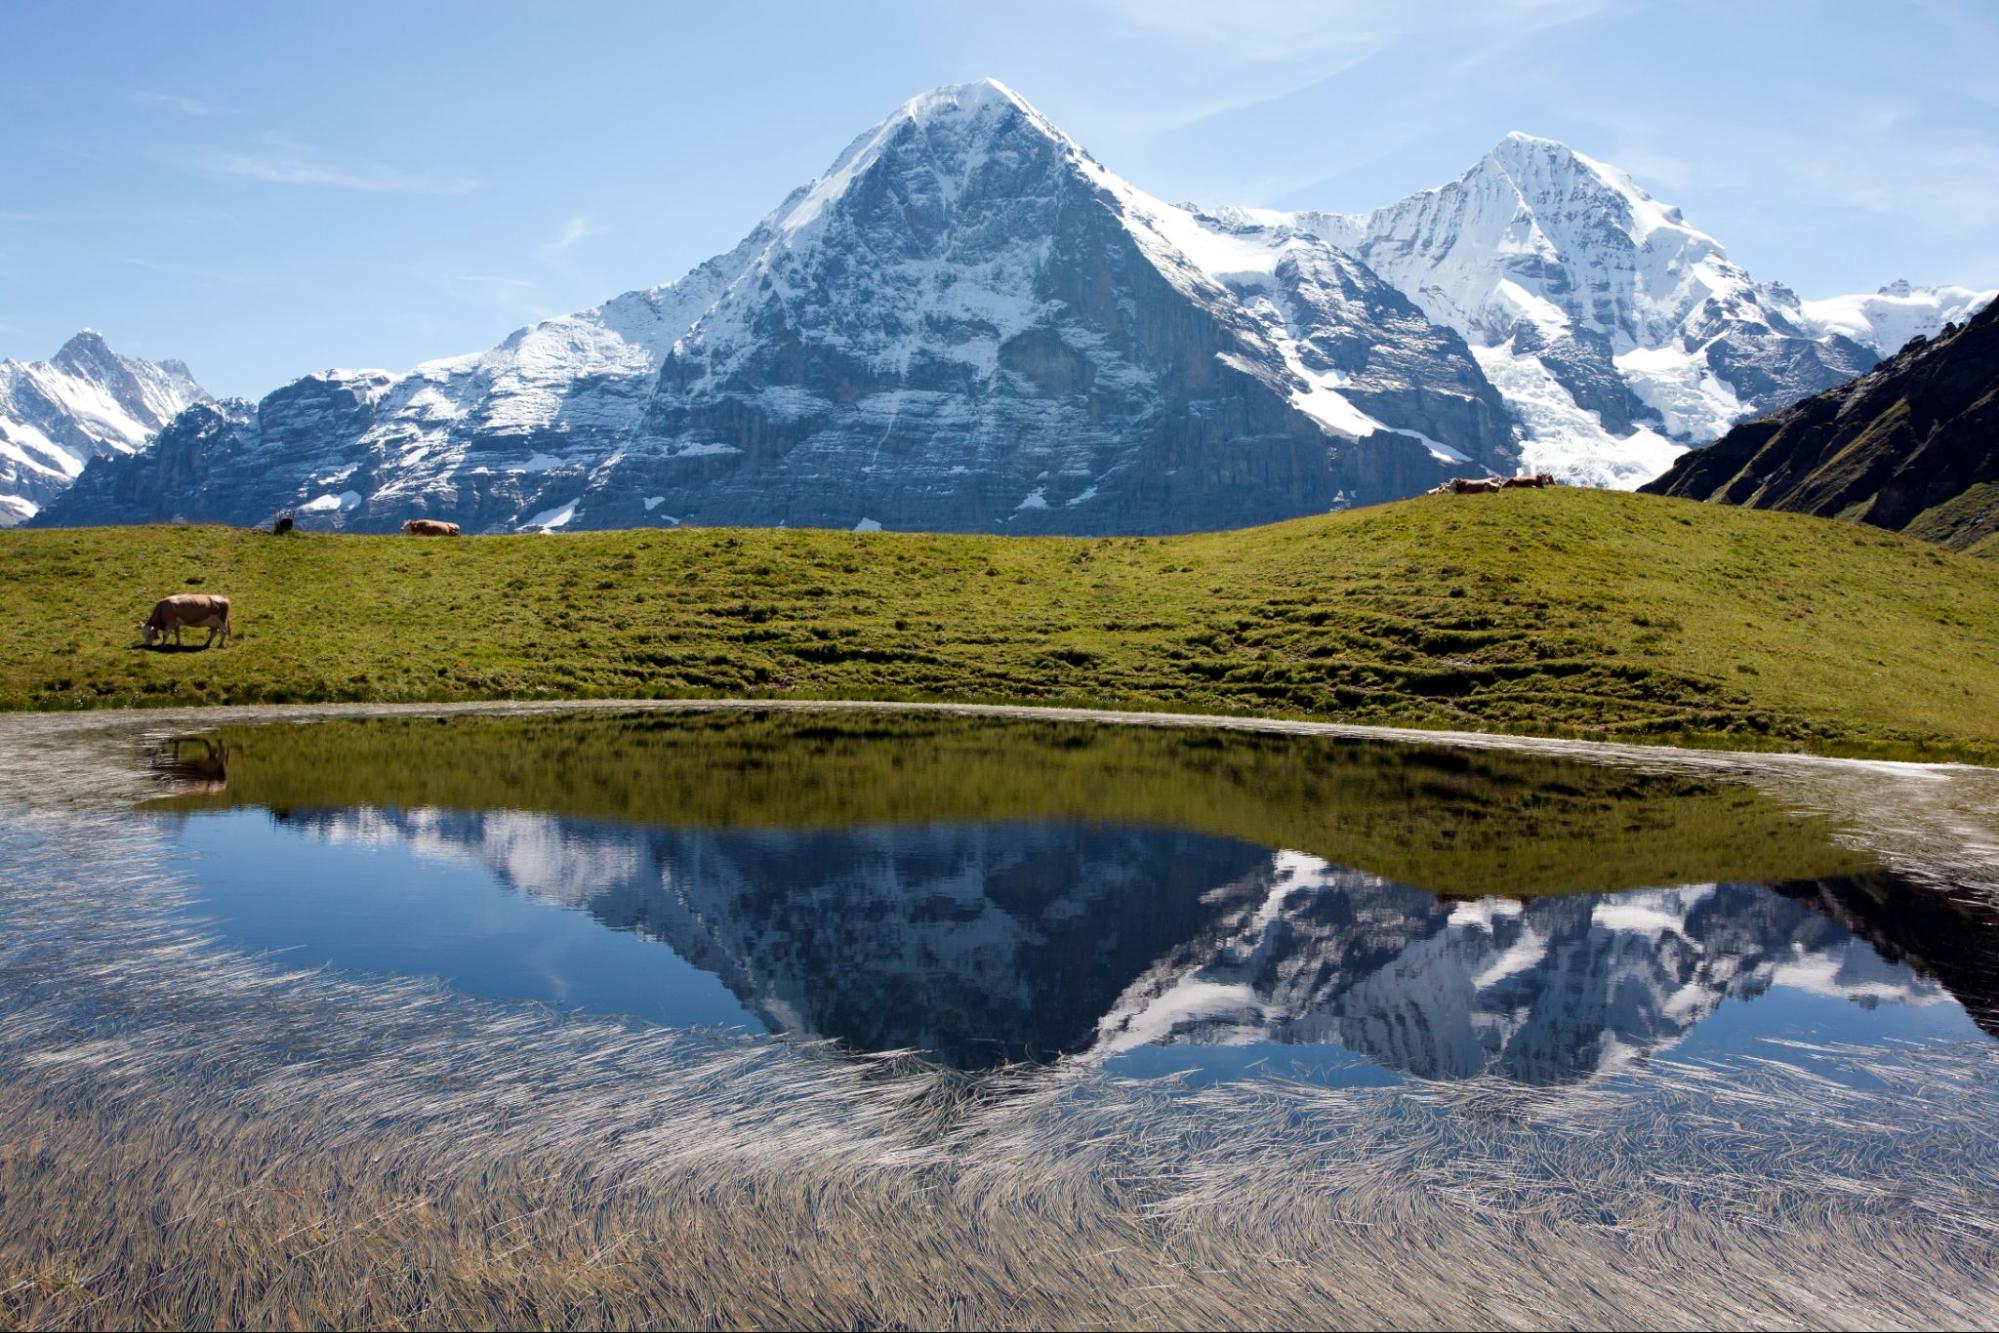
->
[[402, 519, 461, 536], [141, 593, 232, 648], [271, 510, 295, 535]]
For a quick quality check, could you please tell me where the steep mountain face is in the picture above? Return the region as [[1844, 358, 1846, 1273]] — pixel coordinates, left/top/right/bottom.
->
[[1641, 299, 1999, 549], [0, 331, 206, 525], [275, 806, 1972, 1083], [1254, 135, 1910, 487], [38, 81, 1516, 535]]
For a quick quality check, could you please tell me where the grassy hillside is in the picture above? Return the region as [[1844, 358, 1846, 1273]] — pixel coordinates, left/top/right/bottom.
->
[[7, 487, 1999, 759]]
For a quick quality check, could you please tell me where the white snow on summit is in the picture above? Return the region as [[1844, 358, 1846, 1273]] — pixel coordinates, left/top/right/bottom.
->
[[1256, 133, 1918, 487], [0, 330, 206, 524], [1800, 280, 1996, 356]]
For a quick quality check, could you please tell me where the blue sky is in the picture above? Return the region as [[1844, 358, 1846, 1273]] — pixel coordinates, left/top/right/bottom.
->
[[4, 0, 1995, 397]]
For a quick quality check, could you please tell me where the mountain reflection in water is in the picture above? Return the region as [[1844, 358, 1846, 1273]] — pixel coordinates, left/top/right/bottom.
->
[[146, 710, 1999, 1085]]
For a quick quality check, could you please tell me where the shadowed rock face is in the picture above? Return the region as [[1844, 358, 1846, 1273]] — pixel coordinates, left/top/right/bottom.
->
[[1643, 300, 1999, 550], [37, 82, 1518, 536], [260, 805, 1991, 1083]]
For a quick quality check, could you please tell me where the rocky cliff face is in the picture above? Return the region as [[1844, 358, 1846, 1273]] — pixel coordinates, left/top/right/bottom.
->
[[1641, 299, 1999, 549], [39, 81, 1518, 534], [0, 330, 206, 524]]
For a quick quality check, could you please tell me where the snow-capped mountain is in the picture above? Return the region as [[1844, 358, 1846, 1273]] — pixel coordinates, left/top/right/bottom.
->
[[33, 92, 1994, 529], [1800, 280, 1997, 356], [0, 330, 206, 525], [1248, 134, 1899, 487], [275, 805, 1977, 1083], [39, 80, 1517, 534]]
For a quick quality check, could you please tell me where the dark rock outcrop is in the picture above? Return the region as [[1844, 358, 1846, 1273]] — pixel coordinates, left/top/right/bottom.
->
[[1642, 300, 1999, 549]]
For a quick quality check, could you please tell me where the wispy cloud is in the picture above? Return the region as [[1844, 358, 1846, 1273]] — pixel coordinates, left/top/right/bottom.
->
[[174, 139, 478, 195], [540, 214, 603, 263], [130, 91, 231, 117], [1085, 0, 1615, 155]]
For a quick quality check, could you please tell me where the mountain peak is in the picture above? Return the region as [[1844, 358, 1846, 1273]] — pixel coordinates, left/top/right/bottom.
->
[[1493, 129, 1569, 152], [2, 328, 209, 524], [888, 76, 1071, 152], [902, 77, 1031, 120], [770, 79, 1075, 237], [53, 328, 116, 373]]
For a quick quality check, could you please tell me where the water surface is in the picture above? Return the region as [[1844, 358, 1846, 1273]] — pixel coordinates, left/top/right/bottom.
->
[[143, 711, 1999, 1086]]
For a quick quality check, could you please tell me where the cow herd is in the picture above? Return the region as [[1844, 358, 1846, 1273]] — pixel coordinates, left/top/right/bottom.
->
[[139, 516, 459, 651], [140, 476, 1553, 652], [1427, 473, 1557, 496]]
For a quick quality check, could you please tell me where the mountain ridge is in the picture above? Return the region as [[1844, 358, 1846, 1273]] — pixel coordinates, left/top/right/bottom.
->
[[39, 80, 1519, 535], [1242, 132, 1982, 488], [27, 87, 1995, 532]]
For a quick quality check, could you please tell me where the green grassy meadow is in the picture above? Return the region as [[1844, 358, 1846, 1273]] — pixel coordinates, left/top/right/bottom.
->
[[7, 487, 1999, 759]]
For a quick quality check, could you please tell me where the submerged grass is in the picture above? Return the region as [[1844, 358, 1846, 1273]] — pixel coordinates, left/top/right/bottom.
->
[[8, 488, 1999, 760], [3, 803, 1998, 1331]]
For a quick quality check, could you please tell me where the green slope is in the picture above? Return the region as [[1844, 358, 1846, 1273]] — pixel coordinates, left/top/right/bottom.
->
[[7, 487, 1999, 759]]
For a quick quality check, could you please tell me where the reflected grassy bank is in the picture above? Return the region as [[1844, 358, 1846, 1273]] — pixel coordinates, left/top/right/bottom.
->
[[149, 708, 1876, 898]]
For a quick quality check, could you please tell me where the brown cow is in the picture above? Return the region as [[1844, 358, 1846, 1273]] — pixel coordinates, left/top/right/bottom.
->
[[1502, 473, 1557, 489], [141, 593, 232, 648], [402, 519, 461, 536], [147, 736, 229, 794]]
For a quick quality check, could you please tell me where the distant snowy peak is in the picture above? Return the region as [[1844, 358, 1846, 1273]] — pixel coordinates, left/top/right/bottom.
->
[[0, 330, 206, 524], [1800, 281, 1996, 356], [1258, 133, 1889, 487], [1295, 132, 1739, 349]]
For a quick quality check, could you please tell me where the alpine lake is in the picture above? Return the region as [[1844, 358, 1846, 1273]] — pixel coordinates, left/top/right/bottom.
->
[[3, 704, 1996, 1329]]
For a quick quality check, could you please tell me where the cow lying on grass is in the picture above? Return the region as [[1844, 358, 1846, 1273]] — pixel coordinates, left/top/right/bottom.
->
[[140, 594, 232, 649], [1427, 473, 1556, 495], [402, 519, 461, 536]]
